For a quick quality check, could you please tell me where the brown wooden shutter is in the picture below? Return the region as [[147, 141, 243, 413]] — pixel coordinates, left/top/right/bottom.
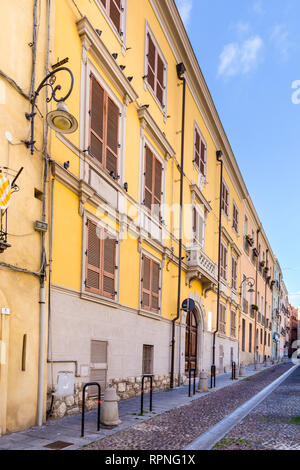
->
[[141, 256, 160, 313], [90, 75, 104, 164], [144, 146, 162, 216], [86, 220, 101, 293], [142, 256, 151, 308], [142, 345, 153, 374], [109, 0, 121, 33], [194, 129, 200, 168], [156, 54, 164, 105], [105, 97, 119, 176], [102, 234, 116, 299], [151, 261, 160, 311], [90, 340, 107, 397], [147, 34, 156, 92], [200, 140, 206, 176]]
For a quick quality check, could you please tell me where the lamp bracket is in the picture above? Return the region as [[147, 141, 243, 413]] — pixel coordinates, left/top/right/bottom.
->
[[25, 67, 74, 155]]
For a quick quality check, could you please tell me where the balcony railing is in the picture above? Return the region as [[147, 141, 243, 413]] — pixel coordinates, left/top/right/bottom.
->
[[185, 246, 218, 286]]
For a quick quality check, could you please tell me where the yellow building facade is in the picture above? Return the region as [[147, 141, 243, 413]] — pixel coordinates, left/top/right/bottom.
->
[[46, 0, 249, 419], [0, 1, 50, 434], [0, 0, 288, 432]]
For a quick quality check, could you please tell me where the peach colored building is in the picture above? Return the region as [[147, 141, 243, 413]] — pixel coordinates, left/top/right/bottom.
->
[[239, 198, 274, 366]]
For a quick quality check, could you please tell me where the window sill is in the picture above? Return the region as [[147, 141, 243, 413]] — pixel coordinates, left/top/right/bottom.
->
[[81, 290, 118, 308], [138, 308, 162, 321]]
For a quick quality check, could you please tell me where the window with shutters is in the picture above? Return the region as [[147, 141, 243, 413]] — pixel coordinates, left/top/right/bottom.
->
[[142, 345, 154, 374], [232, 201, 239, 234], [143, 144, 163, 219], [242, 319, 246, 351], [89, 73, 120, 179], [141, 254, 161, 313], [85, 218, 117, 299], [192, 206, 205, 248], [231, 255, 237, 291], [221, 180, 229, 217], [231, 311, 236, 338], [219, 303, 226, 335], [145, 27, 167, 110], [89, 340, 107, 397], [194, 125, 206, 177], [220, 242, 228, 281], [97, 0, 125, 37]]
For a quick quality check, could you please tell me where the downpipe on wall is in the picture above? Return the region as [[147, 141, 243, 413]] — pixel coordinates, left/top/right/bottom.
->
[[170, 63, 186, 389], [212, 150, 223, 371]]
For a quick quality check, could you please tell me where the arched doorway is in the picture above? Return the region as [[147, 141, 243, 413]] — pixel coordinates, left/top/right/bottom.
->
[[185, 310, 198, 372]]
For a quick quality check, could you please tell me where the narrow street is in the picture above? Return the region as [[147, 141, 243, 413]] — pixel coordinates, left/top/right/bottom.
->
[[84, 363, 294, 451], [213, 365, 300, 450]]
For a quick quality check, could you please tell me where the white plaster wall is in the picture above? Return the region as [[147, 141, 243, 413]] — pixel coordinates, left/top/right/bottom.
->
[[48, 288, 178, 385]]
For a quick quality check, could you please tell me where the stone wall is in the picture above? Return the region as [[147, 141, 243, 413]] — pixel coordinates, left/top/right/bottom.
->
[[47, 373, 187, 420]]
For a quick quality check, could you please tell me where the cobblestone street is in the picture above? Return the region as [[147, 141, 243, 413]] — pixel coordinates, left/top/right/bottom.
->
[[84, 363, 293, 451], [213, 365, 300, 450]]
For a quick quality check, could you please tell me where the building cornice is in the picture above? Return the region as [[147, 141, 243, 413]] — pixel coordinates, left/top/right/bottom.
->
[[190, 184, 212, 213], [137, 107, 175, 160], [76, 16, 138, 104]]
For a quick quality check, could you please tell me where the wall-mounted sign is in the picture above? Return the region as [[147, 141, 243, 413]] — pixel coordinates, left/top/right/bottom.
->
[[181, 298, 195, 313], [0, 173, 11, 210], [273, 332, 279, 343]]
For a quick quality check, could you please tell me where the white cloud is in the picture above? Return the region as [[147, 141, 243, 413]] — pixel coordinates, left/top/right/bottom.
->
[[270, 24, 292, 60], [235, 21, 250, 35], [218, 36, 263, 78], [176, 0, 193, 27]]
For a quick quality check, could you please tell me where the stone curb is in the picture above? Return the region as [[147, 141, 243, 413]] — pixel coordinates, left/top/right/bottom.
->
[[184, 364, 299, 451]]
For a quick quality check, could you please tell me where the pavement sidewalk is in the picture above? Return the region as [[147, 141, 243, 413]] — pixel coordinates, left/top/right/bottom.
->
[[0, 362, 286, 450]]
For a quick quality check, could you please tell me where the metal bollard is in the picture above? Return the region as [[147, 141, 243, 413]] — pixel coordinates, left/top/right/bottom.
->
[[141, 374, 153, 416], [231, 361, 237, 380], [81, 382, 101, 437], [210, 365, 216, 388]]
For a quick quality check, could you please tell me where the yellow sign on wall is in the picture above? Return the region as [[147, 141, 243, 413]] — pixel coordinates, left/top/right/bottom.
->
[[0, 173, 11, 210]]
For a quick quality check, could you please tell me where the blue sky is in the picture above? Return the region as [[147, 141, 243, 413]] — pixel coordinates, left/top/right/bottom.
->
[[175, 0, 300, 307]]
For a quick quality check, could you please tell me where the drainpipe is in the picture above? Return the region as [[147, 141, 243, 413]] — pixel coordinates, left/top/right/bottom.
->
[[37, 0, 51, 427], [212, 150, 223, 367], [170, 63, 186, 389], [253, 228, 260, 366]]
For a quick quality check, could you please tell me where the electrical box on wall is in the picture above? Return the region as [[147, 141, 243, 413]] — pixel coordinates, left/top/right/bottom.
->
[[56, 371, 75, 398]]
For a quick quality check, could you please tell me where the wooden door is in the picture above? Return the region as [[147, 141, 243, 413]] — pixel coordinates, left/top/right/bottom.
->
[[185, 310, 198, 372]]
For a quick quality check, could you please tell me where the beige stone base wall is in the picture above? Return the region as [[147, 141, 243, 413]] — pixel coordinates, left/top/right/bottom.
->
[[47, 373, 187, 420]]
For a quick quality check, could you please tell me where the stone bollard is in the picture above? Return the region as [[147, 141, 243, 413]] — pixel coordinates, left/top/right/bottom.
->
[[197, 370, 209, 393], [101, 386, 122, 426], [239, 362, 246, 377]]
